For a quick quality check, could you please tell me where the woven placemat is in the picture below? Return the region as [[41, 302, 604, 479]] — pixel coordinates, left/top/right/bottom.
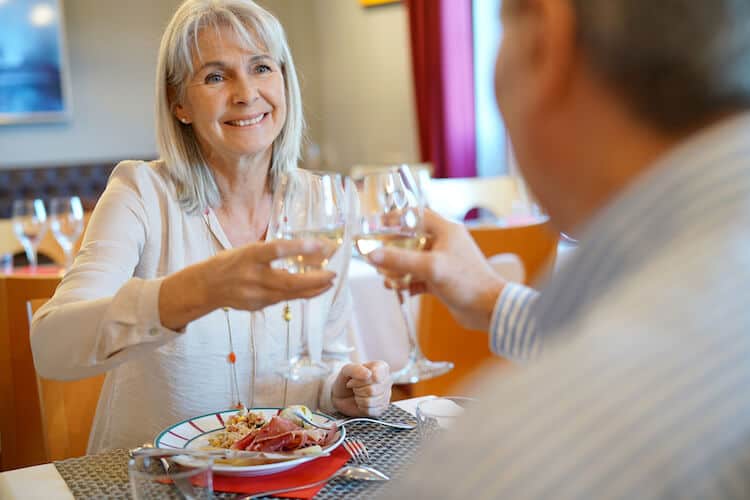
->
[[54, 405, 420, 499]]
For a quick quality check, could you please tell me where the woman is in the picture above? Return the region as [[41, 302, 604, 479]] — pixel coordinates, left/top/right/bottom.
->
[[31, 0, 392, 454]]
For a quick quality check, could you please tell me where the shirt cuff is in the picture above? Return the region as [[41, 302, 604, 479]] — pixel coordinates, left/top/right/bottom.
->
[[99, 277, 183, 358], [489, 282, 540, 361]]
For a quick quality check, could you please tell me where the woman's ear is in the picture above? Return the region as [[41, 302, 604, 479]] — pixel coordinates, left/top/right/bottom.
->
[[169, 87, 190, 124]]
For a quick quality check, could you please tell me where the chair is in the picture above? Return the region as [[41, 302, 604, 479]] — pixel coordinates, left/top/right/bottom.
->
[[0, 275, 62, 470], [409, 220, 559, 397], [28, 299, 105, 463]]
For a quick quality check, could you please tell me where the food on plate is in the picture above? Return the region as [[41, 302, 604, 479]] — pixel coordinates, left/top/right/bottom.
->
[[278, 404, 314, 428], [207, 405, 338, 454]]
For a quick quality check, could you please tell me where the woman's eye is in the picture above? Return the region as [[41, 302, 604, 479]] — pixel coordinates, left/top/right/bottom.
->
[[255, 64, 272, 74], [204, 73, 224, 84]]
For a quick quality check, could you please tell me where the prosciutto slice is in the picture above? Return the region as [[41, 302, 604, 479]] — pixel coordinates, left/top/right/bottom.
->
[[231, 416, 339, 452]]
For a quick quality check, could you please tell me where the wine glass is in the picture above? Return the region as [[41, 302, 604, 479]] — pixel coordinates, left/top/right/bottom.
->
[[353, 165, 454, 384], [49, 196, 84, 270], [269, 169, 347, 381], [12, 199, 48, 272]]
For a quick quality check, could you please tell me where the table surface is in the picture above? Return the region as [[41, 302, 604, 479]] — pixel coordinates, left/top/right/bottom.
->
[[0, 397, 434, 500]]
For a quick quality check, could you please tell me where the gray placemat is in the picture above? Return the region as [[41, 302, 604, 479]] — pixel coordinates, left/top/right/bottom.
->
[[54, 405, 420, 499]]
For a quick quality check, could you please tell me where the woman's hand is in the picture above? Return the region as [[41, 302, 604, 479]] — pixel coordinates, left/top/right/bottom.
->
[[331, 361, 392, 416], [159, 239, 336, 330]]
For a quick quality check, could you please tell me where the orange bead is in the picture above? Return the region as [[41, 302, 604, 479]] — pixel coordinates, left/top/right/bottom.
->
[[234, 402, 244, 410], [227, 352, 236, 364]]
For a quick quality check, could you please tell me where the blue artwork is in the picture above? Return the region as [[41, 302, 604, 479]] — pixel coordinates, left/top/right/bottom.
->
[[0, 0, 70, 124]]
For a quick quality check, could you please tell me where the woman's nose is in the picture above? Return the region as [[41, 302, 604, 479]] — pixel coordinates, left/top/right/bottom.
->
[[232, 76, 259, 105]]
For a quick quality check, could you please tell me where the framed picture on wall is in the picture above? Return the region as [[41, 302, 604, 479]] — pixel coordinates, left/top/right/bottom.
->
[[0, 0, 72, 125]]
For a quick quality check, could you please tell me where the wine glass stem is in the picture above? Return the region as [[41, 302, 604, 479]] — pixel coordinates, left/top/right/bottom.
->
[[24, 242, 37, 271], [63, 246, 73, 270], [395, 289, 425, 367]]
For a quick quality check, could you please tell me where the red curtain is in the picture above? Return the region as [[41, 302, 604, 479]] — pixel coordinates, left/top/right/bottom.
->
[[406, 0, 476, 178]]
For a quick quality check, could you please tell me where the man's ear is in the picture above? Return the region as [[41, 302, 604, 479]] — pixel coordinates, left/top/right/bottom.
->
[[527, 0, 578, 111]]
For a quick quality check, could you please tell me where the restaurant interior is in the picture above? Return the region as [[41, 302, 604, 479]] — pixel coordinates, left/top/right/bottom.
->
[[0, 0, 567, 497]]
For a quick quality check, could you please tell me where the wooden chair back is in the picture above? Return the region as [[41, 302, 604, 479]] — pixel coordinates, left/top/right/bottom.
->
[[0, 275, 61, 470], [27, 299, 105, 463], [410, 220, 559, 397]]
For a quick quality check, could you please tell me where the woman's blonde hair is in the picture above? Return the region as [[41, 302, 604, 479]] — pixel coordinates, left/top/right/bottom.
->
[[155, 0, 304, 213]]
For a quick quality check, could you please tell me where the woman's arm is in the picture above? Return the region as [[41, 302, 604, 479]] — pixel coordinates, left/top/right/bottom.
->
[[31, 164, 182, 380]]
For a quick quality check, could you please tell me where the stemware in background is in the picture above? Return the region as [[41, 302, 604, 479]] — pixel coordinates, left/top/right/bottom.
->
[[269, 169, 347, 381], [49, 196, 84, 270], [353, 165, 454, 384], [11, 199, 47, 272]]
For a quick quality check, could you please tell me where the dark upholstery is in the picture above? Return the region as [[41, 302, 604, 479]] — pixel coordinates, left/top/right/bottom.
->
[[0, 163, 117, 218]]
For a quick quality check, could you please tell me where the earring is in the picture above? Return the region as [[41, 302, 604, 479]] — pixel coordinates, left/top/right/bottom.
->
[[179, 117, 189, 124]]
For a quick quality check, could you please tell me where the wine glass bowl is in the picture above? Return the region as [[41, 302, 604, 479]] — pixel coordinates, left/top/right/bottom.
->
[[353, 166, 454, 384], [11, 199, 48, 271], [49, 196, 84, 270], [269, 170, 347, 381]]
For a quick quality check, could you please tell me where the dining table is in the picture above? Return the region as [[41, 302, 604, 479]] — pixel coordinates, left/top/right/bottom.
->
[[0, 396, 434, 499]]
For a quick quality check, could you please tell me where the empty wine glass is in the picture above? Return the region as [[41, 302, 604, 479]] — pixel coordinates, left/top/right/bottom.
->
[[12, 199, 47, 272], [269, 169, 347, 381], [353, 165, 454, 384], [49, 196, 84, 270]]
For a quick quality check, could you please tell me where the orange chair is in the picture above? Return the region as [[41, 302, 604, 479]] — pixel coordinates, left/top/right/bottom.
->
[[28, 299, 105, 463], [410, 220, 559, 397], [0, 275, 61, 470]]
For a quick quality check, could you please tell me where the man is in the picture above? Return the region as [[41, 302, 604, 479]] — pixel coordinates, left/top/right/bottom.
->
[[374, 0, 750, 497]]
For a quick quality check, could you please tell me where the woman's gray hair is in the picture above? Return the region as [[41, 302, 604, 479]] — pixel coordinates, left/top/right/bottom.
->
[[569, 0, 750, 131], [155, 0, 304, 213]]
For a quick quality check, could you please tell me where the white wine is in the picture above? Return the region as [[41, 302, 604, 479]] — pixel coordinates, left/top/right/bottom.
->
[[353, 231, 427, 257], [282, 227, 344, 273]]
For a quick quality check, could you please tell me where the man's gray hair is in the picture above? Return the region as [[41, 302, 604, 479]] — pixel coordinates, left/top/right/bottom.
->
[[155, 0, 304, 214], [572, 0, 750, 131]]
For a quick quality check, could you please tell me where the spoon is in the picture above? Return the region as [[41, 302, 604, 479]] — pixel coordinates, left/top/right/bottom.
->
[[294, 410, 416, 430], [239, 464, 389, 499]]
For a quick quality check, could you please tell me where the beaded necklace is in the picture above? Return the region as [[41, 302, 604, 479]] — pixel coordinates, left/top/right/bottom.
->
[[202, 208, 293, 410], [202, 208, 256, 410]]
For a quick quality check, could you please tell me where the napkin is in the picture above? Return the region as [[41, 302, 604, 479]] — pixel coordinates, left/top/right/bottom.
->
[[212, 446, 351, 498]]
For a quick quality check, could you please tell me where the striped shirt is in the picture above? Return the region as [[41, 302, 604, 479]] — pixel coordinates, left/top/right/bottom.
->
[[383, 113, 750, 499]]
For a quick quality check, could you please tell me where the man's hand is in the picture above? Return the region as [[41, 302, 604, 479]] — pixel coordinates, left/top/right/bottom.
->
[[369, 210, 506, 331]]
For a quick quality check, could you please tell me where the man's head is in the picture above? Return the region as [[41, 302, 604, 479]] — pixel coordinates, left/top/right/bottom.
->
[[497, 0, 750, 233]]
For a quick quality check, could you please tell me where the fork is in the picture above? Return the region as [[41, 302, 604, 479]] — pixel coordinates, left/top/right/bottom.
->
[[343, 438, 371, 464], [294, 409, 416, 430]]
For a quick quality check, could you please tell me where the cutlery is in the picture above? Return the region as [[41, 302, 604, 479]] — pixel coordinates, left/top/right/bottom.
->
[[343, 438, 370, 464], [239, 464, 389, 499], [129, 445, 329, 462], [294, 410, 416, 430]]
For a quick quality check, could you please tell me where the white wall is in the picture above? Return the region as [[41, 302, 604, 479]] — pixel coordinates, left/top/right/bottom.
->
[[0, 0, 182, 168], [0, 0, 419, 174], [310, 0, 419, 172], [269, 0, 419, 173]]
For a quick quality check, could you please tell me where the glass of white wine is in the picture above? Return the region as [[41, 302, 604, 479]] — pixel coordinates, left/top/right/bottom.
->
[[11, 199, 48, 272], [353, 166, 454, 384], [49, 196, 84, 271], [269, 169, 346, 380]]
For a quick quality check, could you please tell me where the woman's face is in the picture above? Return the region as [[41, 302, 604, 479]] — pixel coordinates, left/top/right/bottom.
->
[[175, 25, 286, 165]]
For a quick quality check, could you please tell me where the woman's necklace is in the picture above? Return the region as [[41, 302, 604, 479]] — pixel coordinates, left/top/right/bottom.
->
[[202, 208, 257, 411]]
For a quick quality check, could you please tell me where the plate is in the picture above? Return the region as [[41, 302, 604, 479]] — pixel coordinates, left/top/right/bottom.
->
[[154, 407, 345, 476]]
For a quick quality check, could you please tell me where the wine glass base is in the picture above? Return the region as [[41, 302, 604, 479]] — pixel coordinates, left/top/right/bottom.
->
[[392, 359, 454, 385], [278, 358, 331, 382]]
